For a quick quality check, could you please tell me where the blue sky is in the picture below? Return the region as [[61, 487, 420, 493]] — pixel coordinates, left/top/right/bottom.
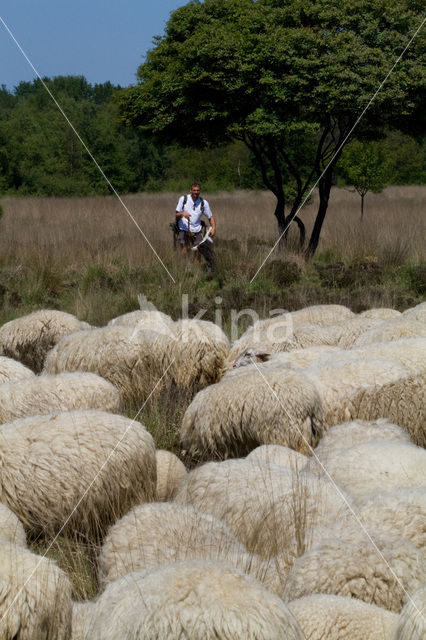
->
[[0, 0, 186, 91]]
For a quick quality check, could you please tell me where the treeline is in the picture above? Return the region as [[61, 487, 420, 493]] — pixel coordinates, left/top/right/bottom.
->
[[0, 76, 424, 197]]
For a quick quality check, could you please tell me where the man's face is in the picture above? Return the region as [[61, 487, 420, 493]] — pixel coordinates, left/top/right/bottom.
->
[[190, 185, 201, 200]]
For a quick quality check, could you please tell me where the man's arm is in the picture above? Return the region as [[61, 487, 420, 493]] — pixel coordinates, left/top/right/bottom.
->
[[176, 197, 190, 220], [176, 210, 191, 220], [203, 200, 215, 237], [209, 215, 216, 237]]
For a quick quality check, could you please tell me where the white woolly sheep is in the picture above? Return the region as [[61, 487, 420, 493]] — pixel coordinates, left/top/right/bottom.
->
[[225, 305, 351, 358], [307, 440, 426, 502], [282, 534, 426, 613], [107, 309, 175, 333], [246, 444, 308, 470], [226, 320, 335, 369], [304, 358, 410, 430], [0, 410, 156, 538], [98, 501, 244, 584], [323, 337, 426, 376], [224, 303, 350, 361], [0, 355, 35, 384], [98, 501, 282, 594], [353, 317, 426, 346], [391, 584, 426, 640], [0, 309, 90, 373], [228, 344, 339, 371], [403, 306, 426, 323], [175, 459, 352, 563], [44, 325, 175, 405], [87, 560, 305, 639], [352, 370, 426, 446], [180, 366, 323, 459], [0, 539, 72, 639], [155, 450, 187, 501], [265, 344, 339, 367], [359, 307, 402, 319], [288, 594, 398, 640], [312, 419, 412, 462], [0, 502, 26, 546], [71, 601, 96, 640], [403, 300, 426, 318], [170, 319, 230, 389], [325, 316, 385, 348], [0, 371, 120, 423], [290, 304, 354, 326], [318, 486, 426, 556]]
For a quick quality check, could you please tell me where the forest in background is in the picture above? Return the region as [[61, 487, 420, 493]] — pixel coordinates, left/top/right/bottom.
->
[[0, 75, 425, 198]]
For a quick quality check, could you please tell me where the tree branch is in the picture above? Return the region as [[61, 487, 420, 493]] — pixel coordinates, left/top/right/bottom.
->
[[244, 134, 277, 196]]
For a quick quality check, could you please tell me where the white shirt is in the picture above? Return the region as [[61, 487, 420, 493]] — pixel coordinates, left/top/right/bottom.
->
[[176, 195, 212, 233]]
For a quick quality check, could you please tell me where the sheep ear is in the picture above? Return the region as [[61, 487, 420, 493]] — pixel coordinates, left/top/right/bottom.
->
[[251, 348, 270, 361]]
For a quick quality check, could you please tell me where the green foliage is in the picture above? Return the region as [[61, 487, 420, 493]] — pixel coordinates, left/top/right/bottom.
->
[[146, 140, 265, 192], [338, 131, 426, 217], [337, 130, 426, 188], [0, 76, 267, 195], [383, 130, 426, 185], [404, 262, 426, 296], [0, 76, 166, 197], [340, 140, 391, 197], [263, 259, 302, 287], [119, 0, 425, 249], [339, 140, 391, 219]]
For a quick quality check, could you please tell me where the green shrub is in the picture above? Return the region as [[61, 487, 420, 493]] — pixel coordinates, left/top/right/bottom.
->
[[404, 263, 426, 296]]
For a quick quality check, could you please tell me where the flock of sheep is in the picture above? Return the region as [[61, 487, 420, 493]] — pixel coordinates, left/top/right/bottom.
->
[[0, 301, 425, 639]]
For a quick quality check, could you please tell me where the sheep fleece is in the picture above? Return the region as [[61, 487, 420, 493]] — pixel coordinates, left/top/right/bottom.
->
[[155, 450, 187, 501], [180, 367, 323, 459], [391, 584, 426, 640], [307, 440, 426, 502], [175, 459, 352, 559], [98, 501, 270, 589], [282, 535, 425, 613], [0, 410, 156, 537], [87, 560, 305, 639], [0, 309, 89, 373], [288, 594, 397, 639], [44, 326, 175, 405], [0, 502, 26, 547], [0, 540, 72, 640], [0, 356, 35, 384], [0, 371, 120, 424]]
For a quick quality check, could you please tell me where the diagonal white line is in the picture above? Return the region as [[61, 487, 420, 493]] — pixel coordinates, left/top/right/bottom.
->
[[250, 15, 426, 283], [0, 358, 175, 624], [250, 358, 425, 619], [0, 15, 176, 284]]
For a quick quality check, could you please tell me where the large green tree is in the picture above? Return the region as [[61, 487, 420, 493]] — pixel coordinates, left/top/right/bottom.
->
[[119, 0, 425, 256]]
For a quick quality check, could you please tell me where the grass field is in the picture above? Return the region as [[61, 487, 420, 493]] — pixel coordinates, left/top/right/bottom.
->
[[0, 186, 425, 331]]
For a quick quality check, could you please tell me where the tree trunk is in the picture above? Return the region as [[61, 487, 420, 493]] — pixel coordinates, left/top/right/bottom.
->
[[285, 198, 306, 248], [283, 213, 306, 248], [293, 216, 306, 247], [305, 167, 333, 259], [360, 193, 365, 221], [274, 197, 286, 236]]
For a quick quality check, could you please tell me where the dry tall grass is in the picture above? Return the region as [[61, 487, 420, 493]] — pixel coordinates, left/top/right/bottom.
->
[[0, 186, 424, 327], [1, 186, 424, 267]]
